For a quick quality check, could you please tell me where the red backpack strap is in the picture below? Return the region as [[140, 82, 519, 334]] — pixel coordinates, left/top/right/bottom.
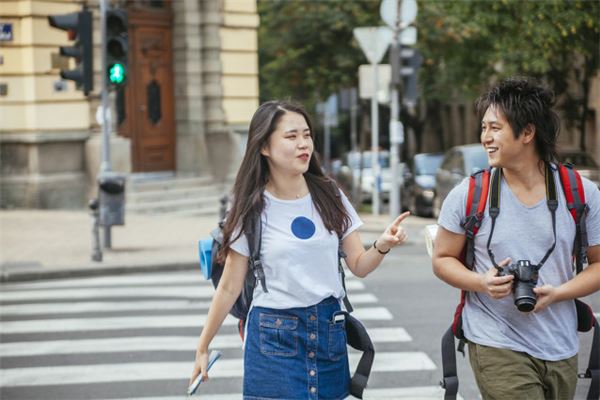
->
[[461, 168, 491, 269], [557, 163, 589, 273], [444, 169, 492, 400], [452, 168, 491, 339]]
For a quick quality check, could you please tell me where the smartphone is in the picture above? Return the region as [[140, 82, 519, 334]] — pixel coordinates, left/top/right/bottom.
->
[[187, 350, 222, 396]]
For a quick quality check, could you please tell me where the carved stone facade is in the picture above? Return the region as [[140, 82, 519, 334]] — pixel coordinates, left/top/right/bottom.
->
[[0, 0, 259, 209]]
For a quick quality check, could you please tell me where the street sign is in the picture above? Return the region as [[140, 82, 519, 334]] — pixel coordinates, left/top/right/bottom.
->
[[353, 27, 393, 64], [96, 105, 113, 126], [380, 0, 418, 29], [400, 26, 417, 45], [390, 120, 404, 145], [0, 23, 13, 41], [358, 64, 391, 103], [324, 94, 338, 127]]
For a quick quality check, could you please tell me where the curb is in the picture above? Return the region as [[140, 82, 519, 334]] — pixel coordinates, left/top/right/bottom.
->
[[0, 239, 385, 283]]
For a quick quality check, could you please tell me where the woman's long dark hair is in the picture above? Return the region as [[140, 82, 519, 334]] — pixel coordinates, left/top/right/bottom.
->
[[218, 100, 351, 262]]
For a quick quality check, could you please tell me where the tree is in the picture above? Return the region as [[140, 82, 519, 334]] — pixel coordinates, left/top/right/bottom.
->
[[257, 0, 380, 113], [417, 0, 599, 149]]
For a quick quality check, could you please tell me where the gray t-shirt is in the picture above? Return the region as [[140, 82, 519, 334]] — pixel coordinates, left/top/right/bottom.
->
[[438, 166, 600, 361]]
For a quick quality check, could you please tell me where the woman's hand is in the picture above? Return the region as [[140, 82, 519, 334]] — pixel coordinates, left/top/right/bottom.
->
[[375, 211, 411, 252], [480, 258, 514, 299], [189, 348, 209, 387]]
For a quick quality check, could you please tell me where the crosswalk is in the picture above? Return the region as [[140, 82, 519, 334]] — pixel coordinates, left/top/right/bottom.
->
[[0, 270, 458, 399]]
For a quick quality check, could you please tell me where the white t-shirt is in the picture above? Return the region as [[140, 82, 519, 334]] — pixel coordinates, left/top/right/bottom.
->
[[230, 189, 362, 309]]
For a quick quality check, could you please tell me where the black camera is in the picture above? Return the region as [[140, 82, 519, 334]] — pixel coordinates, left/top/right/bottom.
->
[[496, 260, 539, 312]]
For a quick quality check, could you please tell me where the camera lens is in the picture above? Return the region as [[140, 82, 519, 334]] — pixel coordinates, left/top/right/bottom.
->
[[515, 297, 536, 312]]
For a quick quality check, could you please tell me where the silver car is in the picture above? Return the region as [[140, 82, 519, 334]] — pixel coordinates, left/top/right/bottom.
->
[[432, 144, 489, 218]]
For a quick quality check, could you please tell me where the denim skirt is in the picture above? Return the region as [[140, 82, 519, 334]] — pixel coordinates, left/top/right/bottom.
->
[[243, 296, 350, 400]]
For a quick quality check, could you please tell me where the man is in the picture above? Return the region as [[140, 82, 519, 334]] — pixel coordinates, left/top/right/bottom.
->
[[432, 76, 600, 399]]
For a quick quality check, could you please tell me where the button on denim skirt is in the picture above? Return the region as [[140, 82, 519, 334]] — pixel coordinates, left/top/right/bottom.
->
[[243, 296, 350, 399]]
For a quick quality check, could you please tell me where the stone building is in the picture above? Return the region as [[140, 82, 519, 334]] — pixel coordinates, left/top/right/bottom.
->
[[0, 0, 259, 209]]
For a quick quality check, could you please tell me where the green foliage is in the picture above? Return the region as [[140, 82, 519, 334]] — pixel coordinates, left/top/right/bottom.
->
[[417, 0, 599, 133], [257, 0, 380, 111], [257, 0, 599, 146]]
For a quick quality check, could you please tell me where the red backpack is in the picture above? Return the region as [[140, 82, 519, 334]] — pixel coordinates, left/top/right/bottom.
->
[[440, 163, 599, 400]]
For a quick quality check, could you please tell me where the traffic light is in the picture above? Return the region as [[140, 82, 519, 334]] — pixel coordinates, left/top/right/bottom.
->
[[106, 9, 128, 87], [48, 10, 93, 95]]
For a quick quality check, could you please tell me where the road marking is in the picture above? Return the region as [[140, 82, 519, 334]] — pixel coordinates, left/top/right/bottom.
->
[[0, 295, 378, 317], [0, 281, 368, 302], [360, 386, 463, 399], [0, 336, 239, 357], [0, 305, 392, 335], [0, 352, 436, 387], [0, 273, 207, 290], [105, 387, 464, 400], [345, 293, 377, 303], [0, 300, 212, 316], [0, 327, 410, 357], [0, 286, 216, 301], [0, 314, 237, 334], [1, 271, 361, 290], [368, 327, 412, 342], [352, 306, 394, 320], [344, 280, 365, 290]]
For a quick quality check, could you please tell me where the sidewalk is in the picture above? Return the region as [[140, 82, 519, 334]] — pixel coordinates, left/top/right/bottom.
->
[[0, 209, 433, 282]]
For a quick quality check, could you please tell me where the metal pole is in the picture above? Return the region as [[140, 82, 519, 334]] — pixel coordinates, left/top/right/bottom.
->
[[350, 88, 359, 205], [100, 0, 112, 248], [371, 61, 380, 215], [324, 123, 331, 174], [389, 0, 402, 218]]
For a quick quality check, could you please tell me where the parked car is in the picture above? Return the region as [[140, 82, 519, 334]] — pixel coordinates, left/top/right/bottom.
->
[[401, 152, 444, 217], [335, 150, 393, 203], [557, 149, 600, 189], [433, 144, 489, 218]]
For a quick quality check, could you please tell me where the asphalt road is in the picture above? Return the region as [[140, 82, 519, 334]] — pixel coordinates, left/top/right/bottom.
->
[[1, 219, 598, 399]]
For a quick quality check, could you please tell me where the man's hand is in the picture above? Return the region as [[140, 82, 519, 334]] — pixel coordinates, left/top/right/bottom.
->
[[481, 258, 514, 299], [533, 285, 560, 312]]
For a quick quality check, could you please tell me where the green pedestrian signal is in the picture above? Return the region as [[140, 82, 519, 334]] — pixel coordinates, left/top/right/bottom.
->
[[108, 63, 126, 85], [105, 8, 128, 87]]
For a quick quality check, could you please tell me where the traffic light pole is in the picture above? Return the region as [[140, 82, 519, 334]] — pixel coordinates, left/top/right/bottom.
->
[[100, 0, 112, 248]]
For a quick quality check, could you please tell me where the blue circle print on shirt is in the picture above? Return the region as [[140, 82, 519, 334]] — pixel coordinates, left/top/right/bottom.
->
[[291, 216, 316, 239]]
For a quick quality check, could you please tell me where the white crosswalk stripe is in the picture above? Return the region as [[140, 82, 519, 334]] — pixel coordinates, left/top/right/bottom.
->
[[0, 327, 410, 357], [0, 293, 378, 317], [0, 352, 435, 387], [0, 270, 446, 398]]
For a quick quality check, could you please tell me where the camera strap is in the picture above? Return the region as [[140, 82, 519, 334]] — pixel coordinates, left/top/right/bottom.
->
[[486, 162, 558, 269]]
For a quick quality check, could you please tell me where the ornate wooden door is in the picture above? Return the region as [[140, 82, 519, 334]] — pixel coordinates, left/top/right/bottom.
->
[[120, 6, 175, 172]]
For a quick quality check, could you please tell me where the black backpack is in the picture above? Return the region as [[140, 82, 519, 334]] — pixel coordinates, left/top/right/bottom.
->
[[440, 163, 599, 400], [207, 188, 375, 399]]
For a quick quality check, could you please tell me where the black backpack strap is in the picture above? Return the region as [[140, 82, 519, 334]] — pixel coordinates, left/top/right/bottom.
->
[[344, 312, 375, 399], [328, 178, 354, 312], [485, 168, 502, 269], [440, 326, 459, 400], [338, 240, 353, 312], [558, 163, 589, 273], [556, 164, 597, 399], [246, 212, 267, 292]]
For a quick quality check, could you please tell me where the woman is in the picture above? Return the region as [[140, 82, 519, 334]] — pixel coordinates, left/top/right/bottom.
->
[[189, 100, 410, 399]]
